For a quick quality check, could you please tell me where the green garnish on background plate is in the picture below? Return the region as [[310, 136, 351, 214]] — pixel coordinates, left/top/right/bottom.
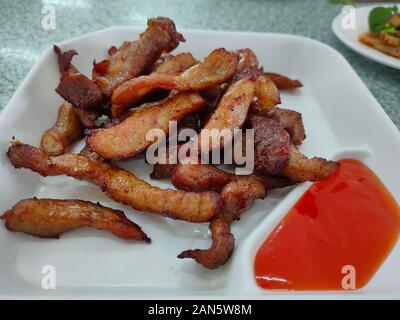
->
[[369, 6, 398, 34]]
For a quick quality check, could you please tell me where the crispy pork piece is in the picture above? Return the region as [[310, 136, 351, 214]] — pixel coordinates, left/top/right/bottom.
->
[[95, 17, 184, 97], [40, 102, 83, 156], [87, 92, 206, 159], [111, 48, 239, 116], [7, 142, 221, 223], [247, 113, 291, 175], [196, 48, 261, 126], [266, 107, 306, 145], [282, 145, 339, 182], [198, 84, 224, 127], [73, 108, 100, 129], [54, 45, 105, 110], [172, 164, 232, 192], [178, 113, 200, 134], [1, 198, 150, 242], [246, 113, 337, 181], [149, 145, 179, 180], [103, 53, 198, 111], [171, 163, 292, 193], [177, 215, 234, 269], [254, 173, 294, 190], [91, 46, 119, 79], [197, 77, 255, 153], [171, 164, 268, 222], [251, 74, 280, 113], [150, 163, 176, 180], [264, 72, 303, 90], [79, 145, 103, 162], [176, 169, 266, 269], [231, 48, 262, 83], [153, 52, 198, 74], [128, 52, 198, 107], [220, 177, 266, 222]]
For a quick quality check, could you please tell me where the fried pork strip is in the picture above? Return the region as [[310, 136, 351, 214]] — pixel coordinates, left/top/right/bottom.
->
[[102, 52, 198, 113], [178, 113, 200, 134], [54, 45, 105, 110], [7, 142, 221, 223], [266, 107, 306, 145], [111, 48, 239, 116], [73, 108, 100, 129], [150, 163, 177, 180], [40, 102, 83, 156], [177, 215, 234, 269], [153, 52, 198, 74], [171, 163, 292, 193], [175, 165, 267, 269], [282, 145, 339, 183], [95, 17, 185, 97], [172, 164, 231, 192], [220, 177, 266, 222], [1, 198, 150, 242], [172, 164, 267, 219], [231, 48, 262, 83], [197, 77, 255, 153], [264, 72, 303, 90], [246, 113, 338, 181], [251, 74, 280, 113], [247, 113, 291, 175], [196, 48, 261, 127], [87, 92, 206, 159], [149, 145, 180, 180]]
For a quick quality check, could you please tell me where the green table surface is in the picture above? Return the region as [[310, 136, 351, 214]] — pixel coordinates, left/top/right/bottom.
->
[[0, 0, 398, 128]]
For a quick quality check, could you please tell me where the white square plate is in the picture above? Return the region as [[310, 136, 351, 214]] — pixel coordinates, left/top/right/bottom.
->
[[0, 28, 399, 299]]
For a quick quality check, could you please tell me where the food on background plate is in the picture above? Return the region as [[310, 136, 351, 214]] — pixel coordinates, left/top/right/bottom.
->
[[1, 198, 150, 242], [4, 16, 344, 272], [359, 6, 400, 58]]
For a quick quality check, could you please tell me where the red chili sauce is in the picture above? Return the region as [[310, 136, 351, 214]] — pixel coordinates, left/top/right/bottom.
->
[[254, 159, 400, 290]]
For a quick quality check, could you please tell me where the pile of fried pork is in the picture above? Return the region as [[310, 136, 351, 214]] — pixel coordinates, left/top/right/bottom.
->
[[2, 17, 339, 269]]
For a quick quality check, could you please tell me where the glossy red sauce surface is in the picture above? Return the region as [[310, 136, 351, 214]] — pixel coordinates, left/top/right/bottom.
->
[[254, 159, 400, 290]]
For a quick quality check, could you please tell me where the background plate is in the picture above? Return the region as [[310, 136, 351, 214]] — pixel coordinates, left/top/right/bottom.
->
[[332, 4, 400, 70]]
